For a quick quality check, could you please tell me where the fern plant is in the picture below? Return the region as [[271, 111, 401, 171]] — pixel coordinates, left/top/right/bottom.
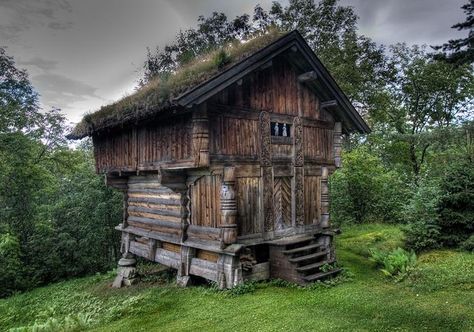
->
[[369, 247, 417, 282]]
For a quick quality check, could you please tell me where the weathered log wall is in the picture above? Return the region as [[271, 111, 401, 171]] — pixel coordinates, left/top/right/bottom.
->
[[127, 175, 183, 240]]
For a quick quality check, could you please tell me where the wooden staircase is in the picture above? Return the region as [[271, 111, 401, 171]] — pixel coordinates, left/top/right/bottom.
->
[[268, 235, 341, 284]]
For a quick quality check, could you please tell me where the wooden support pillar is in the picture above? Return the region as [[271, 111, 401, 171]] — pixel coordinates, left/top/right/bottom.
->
[[217, 254, 243, 289], [177, 246, 195, 287], [320, 166, 330, 228], [192, 103, 209, 167], [259, 111, 274, 234], [294, 82, 305, 226], [122, 190, 129, 229], [114, 231, 137, 288], [333, 122, 342, 168], [219, 167, 238, 248]]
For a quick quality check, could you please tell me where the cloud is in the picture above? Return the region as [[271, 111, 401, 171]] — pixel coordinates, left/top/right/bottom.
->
[[18, 57, 58, 71], [32, 73, 101, 109], [0, 0, 73, 41], [48, 21, 73, 30]]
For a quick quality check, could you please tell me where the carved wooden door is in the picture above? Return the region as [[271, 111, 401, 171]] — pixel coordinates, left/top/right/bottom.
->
[[260, 111, 304, 238]]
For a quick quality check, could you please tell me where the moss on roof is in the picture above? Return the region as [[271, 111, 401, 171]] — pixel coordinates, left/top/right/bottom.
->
[[68, 29, 286, 139]]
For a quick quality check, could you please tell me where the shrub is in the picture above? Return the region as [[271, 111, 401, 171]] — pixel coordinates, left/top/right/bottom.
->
[[460, 235, 474, 252], [403, 177, 442, 251], [0, 233, 24, 297], [369, 247, 417, 281], [437, 161, 474, 247], [404, 161, 474, 251], [330, 147, 406, 225]]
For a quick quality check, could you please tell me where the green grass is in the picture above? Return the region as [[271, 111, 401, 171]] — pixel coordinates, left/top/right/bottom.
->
[[1, 224, 473, 331]]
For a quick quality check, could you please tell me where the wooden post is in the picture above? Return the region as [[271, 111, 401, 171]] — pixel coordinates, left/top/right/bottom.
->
[[219, 167, 238, 247], [294, 81, 305, 226], [122, 190, 129, 229], [333, 122, 342, 168], [259, 111, 274, 234], [320, 166, 330, 228], [192, 103, 209, 167]]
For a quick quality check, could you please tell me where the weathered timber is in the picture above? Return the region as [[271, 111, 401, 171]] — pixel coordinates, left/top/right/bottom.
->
[[78, 32, 371, 287]]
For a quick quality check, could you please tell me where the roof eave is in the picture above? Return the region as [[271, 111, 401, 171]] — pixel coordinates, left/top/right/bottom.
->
[[176, 30, 370, 135]]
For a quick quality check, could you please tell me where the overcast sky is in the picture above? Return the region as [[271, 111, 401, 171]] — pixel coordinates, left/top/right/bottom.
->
[[0, 0, 466, 125]]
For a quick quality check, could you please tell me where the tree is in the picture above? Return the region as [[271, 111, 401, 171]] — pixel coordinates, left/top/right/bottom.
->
[[0, 48, 121, 296], [141, 0, 389, 117], [372, 44, 474, 178], [0, 47, 40, 133], [433, 1, 474, 65]]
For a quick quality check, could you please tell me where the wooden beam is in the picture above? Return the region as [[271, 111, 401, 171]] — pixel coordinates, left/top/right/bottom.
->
[[105, 175, 128, 190], [297, 71, 318, 82], [320, 100, 338, 109]]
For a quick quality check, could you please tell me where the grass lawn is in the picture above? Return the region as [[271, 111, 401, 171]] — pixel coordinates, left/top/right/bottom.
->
[[1, 224, 473, 332]]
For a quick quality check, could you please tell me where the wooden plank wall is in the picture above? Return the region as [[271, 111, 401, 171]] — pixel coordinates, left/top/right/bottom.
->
[[236, 177, 261, 235], [127, 175, 182, 238], [304, 176, 321, 225], [209, 116, 260, 156], [94, 129, 136, 172], [190, 175, 221, 228], [303, 126, 334, 160], [93, 115, 192, 172], [137, 116, 192, 166], [209, 57, 323, 120]]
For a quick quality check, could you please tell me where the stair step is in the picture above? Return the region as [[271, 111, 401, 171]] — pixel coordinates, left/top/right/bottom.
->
[[303, 268, 342, 282], [288, 250, 328, 263], [296, 260, 335, 272], [268, 235, 314, 246], [283, 243, 323, 255]]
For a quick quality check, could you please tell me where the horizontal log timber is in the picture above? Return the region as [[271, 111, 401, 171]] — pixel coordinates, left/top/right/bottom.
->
[[128, 196, 181, 206], [127, 206, 182, 219], [128, 188, 181, 197], [128, 201, 181, 212], [187, 224, 221, 241], [118, 225, 180, 244], [189, 258, 218, 281], [137, 159, 196, 171], [155, 248, 181, 269], [320, 100, 337, 109], [209, 104, 334, 129]]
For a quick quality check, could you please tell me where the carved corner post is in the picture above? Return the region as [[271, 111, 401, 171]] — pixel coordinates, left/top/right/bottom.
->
[[293, 116, 305, 226], [333, 122, 342, 168], [320, 166, 330, 228], [219, 167, 238, 248], [259, 111, 274, 236], [217, 254, 243, 289], [192, 103, 210, 167]]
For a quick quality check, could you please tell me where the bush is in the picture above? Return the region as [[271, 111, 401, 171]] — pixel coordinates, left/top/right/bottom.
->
[[330, 147, 406, 224], [404, 177, 442, 251], [404, 161, 474, 251], [460, 235, 474, 252], [0, 233, 25, 297], [369, 247, 417, 281], [437, 161, 474, 247]]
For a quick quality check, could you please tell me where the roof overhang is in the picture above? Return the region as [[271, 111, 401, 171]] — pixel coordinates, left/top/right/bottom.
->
[[175, 30, 370, 134]]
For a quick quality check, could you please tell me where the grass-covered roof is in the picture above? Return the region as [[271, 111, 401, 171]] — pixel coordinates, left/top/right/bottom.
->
[[68, 30, 285, 139]]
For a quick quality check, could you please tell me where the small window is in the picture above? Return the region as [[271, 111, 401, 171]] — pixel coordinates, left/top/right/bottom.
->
[[271, 122, 291, 137]]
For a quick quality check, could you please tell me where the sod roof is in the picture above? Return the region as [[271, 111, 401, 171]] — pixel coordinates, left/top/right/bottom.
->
[[68, 29, 370, 139], [67, 30, 286, 139]]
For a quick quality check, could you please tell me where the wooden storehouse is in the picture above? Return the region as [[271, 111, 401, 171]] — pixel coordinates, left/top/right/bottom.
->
[[68, 30, 370, 288]]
